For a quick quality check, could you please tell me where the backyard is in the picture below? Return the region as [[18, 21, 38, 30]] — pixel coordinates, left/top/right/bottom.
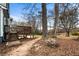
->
[[0, 34, 79, 56], [1, 3, 79, 56]]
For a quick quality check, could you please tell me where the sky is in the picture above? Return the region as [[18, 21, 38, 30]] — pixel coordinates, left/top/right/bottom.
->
[[9, 3, 27, 22], [9, 3, 54, 29], [9, 3, 54, 21]]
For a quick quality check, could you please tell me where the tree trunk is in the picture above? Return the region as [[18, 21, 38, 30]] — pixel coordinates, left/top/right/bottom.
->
[[41, 3, 47, 38], [53, 3, 59, 36], [66, 29, 70, 37]]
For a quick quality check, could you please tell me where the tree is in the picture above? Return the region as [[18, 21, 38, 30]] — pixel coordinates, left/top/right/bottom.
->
[[22, 4, 39, 36], [22, 3, 48, 37], [41, 3, 47, 38], [59, 3, 79, 36], [53, 3, 59, 36]]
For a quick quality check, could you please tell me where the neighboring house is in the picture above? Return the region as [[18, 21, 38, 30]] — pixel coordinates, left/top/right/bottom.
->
[[0, 3, 9, 43]]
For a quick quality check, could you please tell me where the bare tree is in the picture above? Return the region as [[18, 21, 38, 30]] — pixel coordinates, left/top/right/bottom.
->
[[41, 3, 47, 38], [59, 3, 79, 36], [53, 3, 59, 36], [22, 4, 39, 36]]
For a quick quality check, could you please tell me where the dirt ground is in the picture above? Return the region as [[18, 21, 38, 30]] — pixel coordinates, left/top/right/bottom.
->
[[28, 39, 79, 56], [0, 35, 79, 56], [0, 36, 41, 56]]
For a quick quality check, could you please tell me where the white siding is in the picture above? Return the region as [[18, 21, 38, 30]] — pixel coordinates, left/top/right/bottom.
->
[[0, 8, 4, 37], [0, 8, 1, 36]]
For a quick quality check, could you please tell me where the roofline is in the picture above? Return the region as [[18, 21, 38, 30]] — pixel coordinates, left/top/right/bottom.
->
[[0, 4, 7, 10]]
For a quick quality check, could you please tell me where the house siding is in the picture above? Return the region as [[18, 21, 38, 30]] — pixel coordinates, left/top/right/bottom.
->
[[0, 7, 4, 42], [0, 8, 1, 36], [0, 3, 9, 43]]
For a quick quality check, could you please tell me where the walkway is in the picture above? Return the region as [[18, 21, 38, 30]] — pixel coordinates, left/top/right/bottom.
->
[[3, 37, 41, 56]]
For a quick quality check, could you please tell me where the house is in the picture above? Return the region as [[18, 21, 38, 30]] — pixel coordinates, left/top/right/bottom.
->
[[0, 3, 9, 43]]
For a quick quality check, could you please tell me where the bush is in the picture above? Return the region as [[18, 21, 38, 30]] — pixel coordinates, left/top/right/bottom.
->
[[45, 38, 59, 48], [52, 35, 57, 38], [72, 32, 79, 36], [32, 29, 42, 35]]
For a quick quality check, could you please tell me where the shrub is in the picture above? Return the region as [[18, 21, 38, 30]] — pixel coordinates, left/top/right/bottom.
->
[[45, 39, 59, 48], [32, 30, 42, 35], [52, 35, 57, 38], [72, 32, 79, 36]]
